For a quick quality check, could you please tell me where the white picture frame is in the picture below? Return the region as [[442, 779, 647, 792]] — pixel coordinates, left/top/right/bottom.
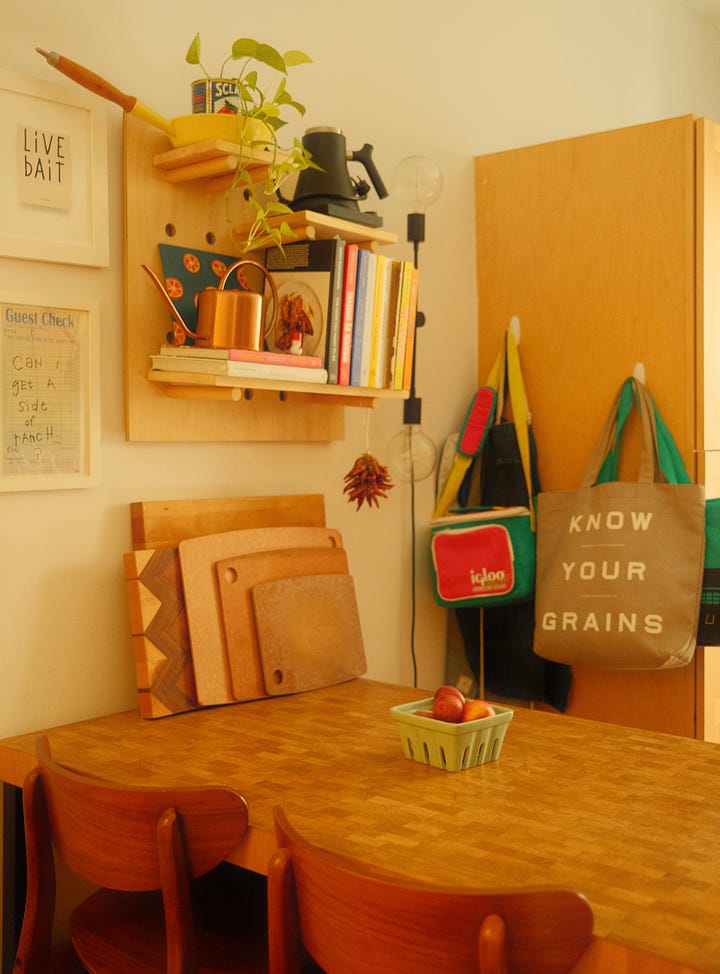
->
[[0, 289, 100, 491], [0, 68, 109, 267]]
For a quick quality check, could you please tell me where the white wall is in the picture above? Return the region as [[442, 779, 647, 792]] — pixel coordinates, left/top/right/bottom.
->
[[2, 0, 720, 737]]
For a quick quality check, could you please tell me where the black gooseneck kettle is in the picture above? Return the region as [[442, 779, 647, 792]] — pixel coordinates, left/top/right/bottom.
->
[[280, 126, 388, 227]]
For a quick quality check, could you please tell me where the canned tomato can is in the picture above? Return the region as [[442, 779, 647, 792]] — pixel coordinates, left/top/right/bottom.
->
[[191, 79, 240, 114]]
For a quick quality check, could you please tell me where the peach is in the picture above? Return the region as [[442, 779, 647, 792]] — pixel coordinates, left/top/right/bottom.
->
[[461, 699, 496, 722]]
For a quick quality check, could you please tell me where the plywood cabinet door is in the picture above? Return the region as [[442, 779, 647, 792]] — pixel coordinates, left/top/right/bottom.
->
[[474, 114, 715, 739]]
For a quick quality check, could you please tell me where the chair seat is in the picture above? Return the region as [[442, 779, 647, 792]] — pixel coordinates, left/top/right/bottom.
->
[[71, 869, 269, 974], [45, 942, 88, 973]]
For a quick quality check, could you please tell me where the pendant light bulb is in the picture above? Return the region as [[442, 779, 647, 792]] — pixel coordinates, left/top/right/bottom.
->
[[387, 425, 438, 483], [391, 156, 444, 214]]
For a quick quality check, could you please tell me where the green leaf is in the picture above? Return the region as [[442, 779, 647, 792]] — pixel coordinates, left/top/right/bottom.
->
[[185, 33, 202, 66], [265, 200, 293, 215], [231, 38, 260, 60], [254, 43, 287, 73], [287, 99, 306, 116], [283, 50, 313, 67]]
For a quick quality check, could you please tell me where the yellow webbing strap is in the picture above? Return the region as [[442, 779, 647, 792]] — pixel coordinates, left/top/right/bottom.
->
[[432, 331, 535, 529]]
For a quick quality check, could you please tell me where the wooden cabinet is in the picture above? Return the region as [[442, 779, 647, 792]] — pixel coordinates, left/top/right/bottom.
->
[[123, 114, 405, 442], [474, 114, 720, 740]]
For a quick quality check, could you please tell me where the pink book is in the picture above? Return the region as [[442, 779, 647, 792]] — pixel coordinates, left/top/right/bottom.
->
[[337, 244, 359, 385]]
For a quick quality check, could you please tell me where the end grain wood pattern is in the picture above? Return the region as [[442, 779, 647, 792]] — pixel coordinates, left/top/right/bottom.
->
[[2, 681, 720, 972]]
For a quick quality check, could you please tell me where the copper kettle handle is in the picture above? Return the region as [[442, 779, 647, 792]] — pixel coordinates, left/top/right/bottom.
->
[[219, 260, 278, 344]]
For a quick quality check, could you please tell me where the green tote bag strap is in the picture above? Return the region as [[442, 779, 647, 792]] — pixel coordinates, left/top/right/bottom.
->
[[597, 378, 691, 486]]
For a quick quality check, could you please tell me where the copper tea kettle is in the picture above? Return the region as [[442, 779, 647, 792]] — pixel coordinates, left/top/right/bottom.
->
[[142, 259, 279, 350]]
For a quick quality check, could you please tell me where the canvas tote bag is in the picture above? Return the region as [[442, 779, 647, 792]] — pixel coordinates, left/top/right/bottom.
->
[[533, 378, 705, 670]]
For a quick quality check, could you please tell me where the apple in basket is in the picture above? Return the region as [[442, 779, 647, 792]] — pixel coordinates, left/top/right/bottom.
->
[[414, 686, 497, 724]]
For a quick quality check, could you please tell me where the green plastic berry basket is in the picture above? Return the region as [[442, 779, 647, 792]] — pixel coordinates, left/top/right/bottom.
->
[[390, 698, 513, 772]]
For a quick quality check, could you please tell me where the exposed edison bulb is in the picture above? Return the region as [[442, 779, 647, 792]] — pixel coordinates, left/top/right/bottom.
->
[[391, 156, 444, 213], [387, 425, 438, 483]]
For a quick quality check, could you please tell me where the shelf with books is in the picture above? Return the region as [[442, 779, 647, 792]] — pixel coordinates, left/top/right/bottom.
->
[[148, 369, 409, 409], [126, 115, 404, 441]]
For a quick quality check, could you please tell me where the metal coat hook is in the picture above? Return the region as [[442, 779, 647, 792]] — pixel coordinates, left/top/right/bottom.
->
[[509, 315, 521, 345], [633, 361, 646, 384]]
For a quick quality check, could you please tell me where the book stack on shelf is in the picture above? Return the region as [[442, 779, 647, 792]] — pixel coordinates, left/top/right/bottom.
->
[[264, 240, 419, 390], [149, 239, 419, 392], [150, 345, 329, 384]]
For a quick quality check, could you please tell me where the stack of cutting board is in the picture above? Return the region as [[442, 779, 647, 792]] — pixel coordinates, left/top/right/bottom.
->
[[124, 495, 366, 718]]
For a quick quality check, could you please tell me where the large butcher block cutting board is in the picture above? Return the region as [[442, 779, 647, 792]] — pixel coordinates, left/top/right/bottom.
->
[[130, 494, 326, 549], [216, 546, 349, 702], [179, 527, 343, 705], [251, 573, 366, 695]]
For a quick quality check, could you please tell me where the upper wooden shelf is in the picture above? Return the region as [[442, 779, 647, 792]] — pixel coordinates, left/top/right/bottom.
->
[[153, 138, 280, 185], [151, 140, 398, 248]]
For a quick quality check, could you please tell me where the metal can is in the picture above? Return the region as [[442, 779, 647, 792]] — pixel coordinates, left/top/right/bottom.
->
[[191, 79, 240, 115]]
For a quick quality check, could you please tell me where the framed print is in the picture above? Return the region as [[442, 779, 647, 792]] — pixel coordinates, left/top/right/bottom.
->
[[0, 68, 109, 266], [1, 290, 100, 491]]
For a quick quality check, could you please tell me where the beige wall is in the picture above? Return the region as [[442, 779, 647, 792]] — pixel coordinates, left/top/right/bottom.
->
[[1, 0, 720, 741]]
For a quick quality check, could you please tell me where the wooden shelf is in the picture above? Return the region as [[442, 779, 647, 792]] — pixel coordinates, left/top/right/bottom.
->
[[152, 138, 283, 185], [151, 140, 398, 249], [148, 369, 408, 409], [239, 210, 398, 250], [125, 116, 404, 442]]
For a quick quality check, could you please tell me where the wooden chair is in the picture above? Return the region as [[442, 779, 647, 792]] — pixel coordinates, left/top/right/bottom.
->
[[267, 806, 594, 974], [15, 734, 269, 974]]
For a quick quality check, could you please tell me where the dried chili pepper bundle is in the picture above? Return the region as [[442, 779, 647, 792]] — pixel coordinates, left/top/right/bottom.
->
[[343, 453, 394, 510]]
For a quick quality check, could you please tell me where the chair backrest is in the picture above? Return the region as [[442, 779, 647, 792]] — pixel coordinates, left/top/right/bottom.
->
[[16, 734, 250, 974], [268, 806, 594, 974], [30, 734, 249, 889]]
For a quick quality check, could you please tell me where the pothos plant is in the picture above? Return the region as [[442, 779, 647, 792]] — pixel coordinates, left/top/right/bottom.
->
[[186, 34, 318, 252]]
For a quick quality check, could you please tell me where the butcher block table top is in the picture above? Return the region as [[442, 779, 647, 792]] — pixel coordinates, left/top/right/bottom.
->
[[1, 678, 719, 973]]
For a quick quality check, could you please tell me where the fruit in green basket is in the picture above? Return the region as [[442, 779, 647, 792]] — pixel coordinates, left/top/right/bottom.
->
[[432, 692, 464, 723], [462, 699, 496, 722], [433, 685, 465, 704]]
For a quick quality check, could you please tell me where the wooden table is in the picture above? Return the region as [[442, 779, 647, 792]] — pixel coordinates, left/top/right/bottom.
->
[[1, 679, 719, 973]]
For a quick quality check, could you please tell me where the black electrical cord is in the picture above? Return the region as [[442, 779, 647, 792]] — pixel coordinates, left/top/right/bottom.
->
[[409, 449, 418, 687], [405, 212, 424, 689]]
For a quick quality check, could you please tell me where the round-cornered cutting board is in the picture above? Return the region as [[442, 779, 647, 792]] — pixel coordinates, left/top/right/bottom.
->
[[251, 572, 366, 695], [215, 546, 349, 701], [178, 527, 343, 705]]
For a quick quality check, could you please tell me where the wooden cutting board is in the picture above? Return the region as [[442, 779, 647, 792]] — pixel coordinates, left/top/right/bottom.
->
[[251, 573, 366, 695], [179, 528, 343, 705], [130, 494, 326, 549], [216, 546, 349, 702], [124, 546, 198, 719]]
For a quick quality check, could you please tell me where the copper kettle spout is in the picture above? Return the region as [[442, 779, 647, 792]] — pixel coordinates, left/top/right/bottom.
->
[[141, 264, 194, 339]]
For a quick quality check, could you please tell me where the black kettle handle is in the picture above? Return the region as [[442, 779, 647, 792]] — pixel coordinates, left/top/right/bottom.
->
[[350, 144, 388, 199]]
